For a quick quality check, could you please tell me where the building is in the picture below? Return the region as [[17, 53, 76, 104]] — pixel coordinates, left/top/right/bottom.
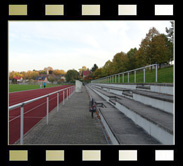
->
[[82, 70, 90, 78], [13, 76, 23, 83], [60, 74, 66, 81], [35, 76, 48, 82]]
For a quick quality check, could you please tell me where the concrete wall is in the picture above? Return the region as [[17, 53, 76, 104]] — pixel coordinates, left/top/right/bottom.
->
[[91, 86, 173, 145], [133, 93, 173, 114], [93, 83, 173, 95], [75, 80, 82, 92], [150, 85, 173, 95], [115, 102, 173, 145]]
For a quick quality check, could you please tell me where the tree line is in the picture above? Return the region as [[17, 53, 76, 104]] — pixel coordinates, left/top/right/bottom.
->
[[9, 67, 66, 80], [91, 23, 174, 80]]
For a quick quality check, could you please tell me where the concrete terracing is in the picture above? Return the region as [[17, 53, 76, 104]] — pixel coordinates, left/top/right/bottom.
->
[[87, 83, 174, 145]]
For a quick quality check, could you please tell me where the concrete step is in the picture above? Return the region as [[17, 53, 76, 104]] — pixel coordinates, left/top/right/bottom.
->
[[132, 90, 173, 114], [92, 83, 173, 95], [95, 84, 133, 99], [93, 84, 173, 114], [90, 86, 173, 145], [86, 86, 114, 109], [136, 85, 150, 90], [86, 85, 160, 145], [122, 90, 133, 98], [99, 107, 160, 145]]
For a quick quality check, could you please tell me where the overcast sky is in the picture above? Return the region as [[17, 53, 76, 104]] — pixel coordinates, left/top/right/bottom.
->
[[9, 21, 171, 72]]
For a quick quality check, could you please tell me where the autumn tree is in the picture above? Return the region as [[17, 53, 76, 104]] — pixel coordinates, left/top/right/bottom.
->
[[165, 21, 174, 62], [139, 27, 160, 66], [93, 68, 103, 79], [25, 70, 39, 80], [31, 71, 39, 79], [39, 70, 47, 74], [101, 60, 113, 76], [166, 21, 174, 43], [79, 66, 87, 75], [91, 64, 98, 73], [9, 71, 16, 80], [9, 71, 23, 79], [83, 75, 92, 82], [53, 69, 66, 75], [150, 34, 172, 67], [44, 66, 53, 74], [90, 26, 173, 80], [134, 48, 147, 68], [44, 66, 53, 71], [127, 48, 137, 70], [19, 71, 27, 79], [112, 52, 129, 74], [48, 75, 55, 83]]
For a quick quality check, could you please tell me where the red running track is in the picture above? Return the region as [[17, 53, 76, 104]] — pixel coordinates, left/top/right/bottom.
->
[[9, 85, 73, 144]]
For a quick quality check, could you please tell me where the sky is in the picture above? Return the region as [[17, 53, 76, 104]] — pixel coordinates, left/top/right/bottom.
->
[[9, 21, 172, 72]]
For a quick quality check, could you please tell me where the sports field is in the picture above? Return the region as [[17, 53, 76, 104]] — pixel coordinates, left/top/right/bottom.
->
[[9, 84, 69, 93]]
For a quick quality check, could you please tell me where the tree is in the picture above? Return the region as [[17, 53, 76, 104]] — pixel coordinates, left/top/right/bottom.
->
[[9, 71, 23, 80], [31, 71, 39, 79], [150, 34, 172, 67], [44, 66, 53, 74], [48, 75, 55, 83], [127, 48, 137, 70], [53, 69, 66, 75], [166, 21, 174, 43], [79, 66, 87, 75], [91, 64, 98, 73], [145, 27, 160, 42], [83, 75, 92, 82], [163, 34, 173, 63], [20, 71, 27, 79], [101, 60, 113, 76], [112, 52, 129, 74], [9, 71, 15, 80], [25, 70, 39, 80], [139, 27, 160, 66], [65, 69, 79, 82], [44, 66, 53, 71], [165, 21, 174, 63], [135, 48, 146, 68], [39, 70, 47, 75], [93, 68, 103, 79]]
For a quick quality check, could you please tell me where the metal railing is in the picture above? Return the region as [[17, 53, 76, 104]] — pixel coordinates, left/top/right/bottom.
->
[[9, 86, 75, 145], [91, 64, 158, 84]]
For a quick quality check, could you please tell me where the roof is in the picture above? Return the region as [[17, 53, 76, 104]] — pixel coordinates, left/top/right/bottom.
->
[[83, 70, 90, 76], [40, 74, 48, 77], [13, 76, 22, 80], [35, 76, 46, 80]]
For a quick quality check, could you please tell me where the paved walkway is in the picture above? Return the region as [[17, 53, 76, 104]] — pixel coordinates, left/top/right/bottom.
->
[[21, 86, 107, 145]]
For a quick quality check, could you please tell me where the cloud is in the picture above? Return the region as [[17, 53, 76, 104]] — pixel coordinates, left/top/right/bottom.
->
[[9, 21, 172, 71]]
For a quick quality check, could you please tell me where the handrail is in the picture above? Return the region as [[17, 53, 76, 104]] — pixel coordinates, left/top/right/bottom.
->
[[91, 64, 158, 83], [9, 87, 73, 110], [9, 85, 75, 145]]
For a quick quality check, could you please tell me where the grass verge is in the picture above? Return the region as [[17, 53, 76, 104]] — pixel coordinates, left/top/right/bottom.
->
[[9, 84, 64, 93]]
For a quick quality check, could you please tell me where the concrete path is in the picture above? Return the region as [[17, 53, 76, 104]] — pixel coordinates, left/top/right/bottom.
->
[[21, 86, 107, 145]]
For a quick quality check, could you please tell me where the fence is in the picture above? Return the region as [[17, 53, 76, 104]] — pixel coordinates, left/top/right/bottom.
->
[[9, 86, 75, 145], [91, 64, 158, 84]]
